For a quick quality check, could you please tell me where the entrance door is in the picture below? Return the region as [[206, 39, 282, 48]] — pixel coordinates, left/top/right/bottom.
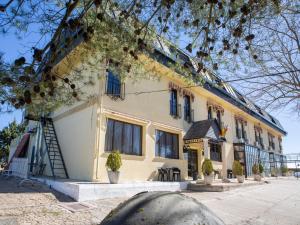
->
[[188, 149, 198, 177]]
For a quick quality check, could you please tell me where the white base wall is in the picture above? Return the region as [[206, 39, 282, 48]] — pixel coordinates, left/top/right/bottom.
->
[[31, 177, 188, 202]]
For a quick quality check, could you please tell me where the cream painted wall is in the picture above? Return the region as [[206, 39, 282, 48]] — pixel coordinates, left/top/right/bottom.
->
[[53, 105, 98, 181]]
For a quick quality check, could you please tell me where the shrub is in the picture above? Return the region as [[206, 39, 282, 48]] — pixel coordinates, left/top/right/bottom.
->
[[252, 164, 259, 175], [106, 151, 122, 172], [271, 168, 279, 177], [202, 158, 213, 176], [232, 161, 244, 176], [259, 164, 264, 174], [281, 166, 288, 174]]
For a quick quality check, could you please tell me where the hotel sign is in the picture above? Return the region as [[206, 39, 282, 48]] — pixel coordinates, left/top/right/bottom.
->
[[184, 139, 202, 144]]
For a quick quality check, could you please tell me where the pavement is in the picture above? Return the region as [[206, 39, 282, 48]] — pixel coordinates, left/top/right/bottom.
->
[[0, 176, 299, 225], [184, 177, 300, 225]]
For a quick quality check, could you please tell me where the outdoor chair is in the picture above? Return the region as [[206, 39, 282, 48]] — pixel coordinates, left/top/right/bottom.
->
[[172, 167, 181, 181], [214, 170, 220, 179], [227, 169, 233, 179], [158, 168, 168, 181]]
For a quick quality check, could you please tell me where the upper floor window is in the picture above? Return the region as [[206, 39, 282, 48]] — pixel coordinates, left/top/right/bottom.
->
[[208, 106, 213, 120], [184, 95, 193, 123], [170, 89, 181, 118], [235, 117, 247, 141], [155, 130, 179, 159], [105, 118, 142, 155], [268, 133, 275, 150], [278, 137, 282, 152], [106, 71, 125, 99], [209, 141, 222, 162], [254, 126, 264, 148], [216, 110, 222, 128]]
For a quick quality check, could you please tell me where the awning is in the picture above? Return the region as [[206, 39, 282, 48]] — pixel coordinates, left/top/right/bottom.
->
[[5, 133, 30, 169], [183, 119, 221, 144]]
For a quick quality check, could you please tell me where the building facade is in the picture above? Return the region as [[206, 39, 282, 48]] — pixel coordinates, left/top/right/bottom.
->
[[14, 39, 287, 182]]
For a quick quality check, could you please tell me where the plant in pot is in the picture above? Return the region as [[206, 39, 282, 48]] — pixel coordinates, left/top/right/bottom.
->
[[252, 164, 261, 181], [259, 164, 264, 177], [271, 168, 279, 177], [106, 151, 122, 184], [202, 158, 214, 185], [232, 160, 245, 183], [281, 166, 288, 176]]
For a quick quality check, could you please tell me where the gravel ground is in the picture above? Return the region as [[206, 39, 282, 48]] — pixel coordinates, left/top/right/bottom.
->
[[0, 176, 126, 225], [0, 176, 299, 225]]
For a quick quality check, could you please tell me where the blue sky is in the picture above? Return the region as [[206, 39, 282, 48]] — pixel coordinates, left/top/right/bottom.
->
[[0, 26, 299, 155]]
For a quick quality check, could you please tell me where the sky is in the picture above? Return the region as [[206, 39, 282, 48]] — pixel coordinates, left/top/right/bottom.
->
[[0, 23, 299, 155]]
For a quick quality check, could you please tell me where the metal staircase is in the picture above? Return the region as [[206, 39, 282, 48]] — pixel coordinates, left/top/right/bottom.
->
[[41, 117, 69, 179]]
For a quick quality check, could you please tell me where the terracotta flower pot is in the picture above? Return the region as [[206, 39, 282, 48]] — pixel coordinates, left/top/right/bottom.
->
[[107, 171, 120, 184]]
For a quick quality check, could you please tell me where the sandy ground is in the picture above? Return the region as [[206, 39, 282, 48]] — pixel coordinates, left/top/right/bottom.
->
[[0, 176, 299, 225]]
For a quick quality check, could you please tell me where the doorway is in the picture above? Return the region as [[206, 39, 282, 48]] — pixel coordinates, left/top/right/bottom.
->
[[188, 149, 198, 177]]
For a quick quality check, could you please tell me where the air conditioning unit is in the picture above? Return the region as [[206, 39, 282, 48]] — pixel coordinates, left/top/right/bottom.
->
[[255, 141, 259, 147]]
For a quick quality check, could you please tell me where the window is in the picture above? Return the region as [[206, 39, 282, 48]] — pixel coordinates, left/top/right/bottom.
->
[[235, 119, 241, 139], [105, 118, 142, 155], [254, 127, 264, 147], [235, 119, 247, 140], [155, 130, 179, 159], [106, 71, 123, 98], [170, 89, 179, 117], [184, 95, 192, 122], [208, 106, 213, 120], [216, 110, 222, 128], [268, 133, 275, 150], [241, 122, 247, 140], [279, 138, 282, 151], [209, 142, 222, 162]]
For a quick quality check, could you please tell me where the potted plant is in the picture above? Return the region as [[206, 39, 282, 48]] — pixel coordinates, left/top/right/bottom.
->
[[232, 160, 245, 183], [259, 164, 264, 177], [252, 164, 261, 181], [106, 151, 122, 184], [202, 158, 214, 185], [281, 166, 288, 176], [271, 168, 279, 177]]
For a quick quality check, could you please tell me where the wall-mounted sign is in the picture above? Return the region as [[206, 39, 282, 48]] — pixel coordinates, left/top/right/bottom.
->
[[168, 82, 195, 101], [184, 139, 202, 144]]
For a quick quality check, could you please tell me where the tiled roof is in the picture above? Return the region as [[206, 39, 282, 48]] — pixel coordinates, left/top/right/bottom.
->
[[183, 119, 221, 141]]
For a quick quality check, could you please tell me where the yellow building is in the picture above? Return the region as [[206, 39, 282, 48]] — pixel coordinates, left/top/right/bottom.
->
[[18, 36, 287, 183]]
